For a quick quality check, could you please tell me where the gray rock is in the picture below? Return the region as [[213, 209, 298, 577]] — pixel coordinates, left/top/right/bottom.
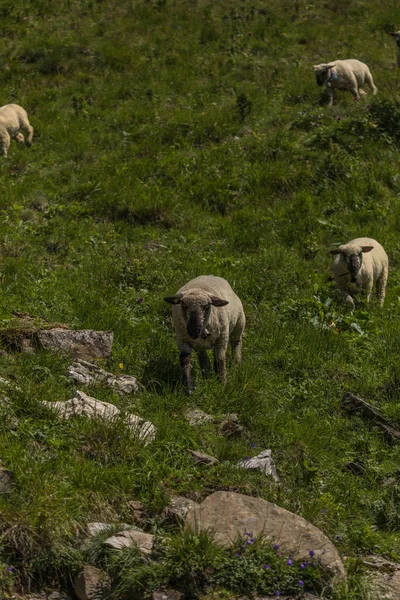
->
[[185, 491, 345, 580], [184, 408, 213, 426], [368, 570, 400, 599], [74, 565, 111, 600], [0, 468, 14, 493], [37, 329, 113, 360], [237, 449, 280, 482], [218, 419, 248, 438], [87, 522, 114, 537], [363, 554, 400, 572], [188, 449, 219, 465], [0, 396, 19, 429], [165, 496, 200, 522], [41, 390, 155, 445], [67, 359, 142, 395], [104, 529, 154, 553], [152, 591, 182, 600]]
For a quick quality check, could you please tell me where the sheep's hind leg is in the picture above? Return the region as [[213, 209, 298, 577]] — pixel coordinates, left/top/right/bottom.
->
[[1, 133, 10, 157], [376, 270, 388, 307], [179, 343, 194, 395], [365, 72, 377, 95], [213, 341, 228, 384], [20, 116, 34, 147], [15, 132, 24, 144], [197, 350, 211, 378]]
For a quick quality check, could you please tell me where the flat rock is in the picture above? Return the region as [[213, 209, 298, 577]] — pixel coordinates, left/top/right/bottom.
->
[[104, 529, 154, 553], [0, 468, 14, 493], [37, 329, 113, 360], [218, 419, 248, 438], [363, 554, 400, 572], [74, 564, 111, 600], [152, 590, 182, 600], [67, 359, 142, 395], [184, 408, 213, 426], [41, 390, 155, 445], [164, 496, 200, 522], [368, 570, 400, 599], [188, 449, 219, 465], [237, 449, 280, 482], [185, 491, 345, 580]]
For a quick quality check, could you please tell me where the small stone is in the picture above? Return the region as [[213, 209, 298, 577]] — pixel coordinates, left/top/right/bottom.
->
[[164, 496, 200, 522], [188, 449, 219, 466], [152, 590, 182, 600], [237, 449, 280, 482], [218, 419, 248, 439], [184, 408, 213, 426], [74, 565, 111, 600], [382, 477, 397, 488], [67, 359, 142, 395], [0, 468, 14, 493], [362, 555, 400, 572], [127, 500, 147, 523], [104, 529, 154, 553]]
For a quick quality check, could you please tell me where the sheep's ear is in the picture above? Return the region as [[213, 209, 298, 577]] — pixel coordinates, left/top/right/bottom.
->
[[330, 248, 342, 255], [361, 246, 374, 253], [164, 295, 182, 304], [390, 32, 398, 37], [209, 296, 229, 307]]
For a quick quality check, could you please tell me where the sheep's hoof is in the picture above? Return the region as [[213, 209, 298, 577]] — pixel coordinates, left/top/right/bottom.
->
[[26, 142, 32, 148]]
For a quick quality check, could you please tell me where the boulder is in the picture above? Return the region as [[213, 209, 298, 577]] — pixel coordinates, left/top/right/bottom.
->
[[218, 419, 248, 439], [37, 329, 113, 360], [41, 390, 155, 445], [184, 408, 213, 426], [73, 565, 111, 600], [368, 569, 400, 599], [67, 359, 141, 395], [188, 449, 219, 466], [104, 529, 154, 553], [185, 492, 345, 580], [237, 449, 280, 482], [164, 496, 200, 522]]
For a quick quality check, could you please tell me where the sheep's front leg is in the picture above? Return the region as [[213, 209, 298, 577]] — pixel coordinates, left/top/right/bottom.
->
[[344, 292, 355, 311], [326, 87, 334, 106], [179, 343, 194, 395], [213, 341, 228, 384], [364, 279, 373, 303], [197, 350, 211, 378], [15, 132, 24, 144]]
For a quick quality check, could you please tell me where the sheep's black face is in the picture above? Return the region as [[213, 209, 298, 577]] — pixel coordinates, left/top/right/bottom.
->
[[345, 253, 362, 283], [314, 66, 329, 87], [183, 301, 211, 340]]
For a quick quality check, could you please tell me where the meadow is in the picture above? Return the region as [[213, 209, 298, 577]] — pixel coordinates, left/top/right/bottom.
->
[[2, 0, 400, 597]]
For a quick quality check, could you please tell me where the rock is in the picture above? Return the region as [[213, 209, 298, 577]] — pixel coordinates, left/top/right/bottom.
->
[[363, 554, 400, 572], [382, 477, 397, 487], [368, 570, 400, 599], [0, 468, 14, 493], [67, 359, 142, 395], [184, 408, 213, 426], [237, 449, 280, 482], [37, 329, 113, 360], [0, 396, 19, 430], [87, 522, 114, 537], [73, 565, 111, 600], [152, 590, 182, 600], [41, 390, 155, 445], [218, 419, 248, 439], [342, 393, 400, 443], [185, 491, 345, 580], [104, 529, 154, 553], [127, 500, 147, 523], [164, 496, 200, 522], [188, 449, 219, 466]]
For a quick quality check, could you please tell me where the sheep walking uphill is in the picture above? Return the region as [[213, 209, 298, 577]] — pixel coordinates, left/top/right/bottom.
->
[[313, 59, 377, 105], [389, 31, 400, 68], [0, 104, 34, 156], [330, 237, 388, 310], [164, 275, 245, 394]]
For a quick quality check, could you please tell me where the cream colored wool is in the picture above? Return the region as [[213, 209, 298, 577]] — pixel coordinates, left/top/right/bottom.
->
[[313, 59, 377, 105], [0, 104, 34, 156], [331, 237, 388, 309]]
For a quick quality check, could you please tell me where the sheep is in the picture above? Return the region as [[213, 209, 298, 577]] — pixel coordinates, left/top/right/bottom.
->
[[0, 104, 34, 156], [164, 275, 245, 394], [313, 59, 377, 105], [389, 31, 400, 68], [330, 237, 388, 310]]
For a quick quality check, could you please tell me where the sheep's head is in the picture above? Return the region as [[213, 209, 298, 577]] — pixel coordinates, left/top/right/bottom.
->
[[390, 31, 400, 47], [164, 289, 229, 340], [313, 63, 333, 86], [330, 244, 373, 282]]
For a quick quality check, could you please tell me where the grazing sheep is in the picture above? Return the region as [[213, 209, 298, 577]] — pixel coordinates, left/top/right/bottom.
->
[[330, 237, 388, 309], [313, 59, 377, 105], [389, 32, 400, 68], [164, 275, 245, 394], [0, 104, 34, 156]]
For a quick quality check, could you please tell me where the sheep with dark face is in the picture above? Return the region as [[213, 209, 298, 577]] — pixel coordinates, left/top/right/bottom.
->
[[330, 237, 388, 309], [164, 275, 245, 394], [389, 31, 400, 68], [0, 104, 34, 156], [313, 60, 377, 105]]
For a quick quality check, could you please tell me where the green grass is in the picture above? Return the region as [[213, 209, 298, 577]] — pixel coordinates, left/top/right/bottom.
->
[[1, 0, 400, 597]]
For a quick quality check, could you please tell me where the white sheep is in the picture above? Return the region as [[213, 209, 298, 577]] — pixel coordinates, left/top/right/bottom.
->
[[330, 237, 388, 309], [313, 59, 377, 105], [164, 275, 245, 394], [0, 104, 34, 156], [389, 32, 400, 68]]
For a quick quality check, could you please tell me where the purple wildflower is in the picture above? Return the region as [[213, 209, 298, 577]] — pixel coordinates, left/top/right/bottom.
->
[[250, 537, 255, 543], [235, 553, 240, 557], [287, 559, 293, 566], [321, 509, 327, 514], [137, 297, 145, 304], [264, 564, 270, 569], [117, 435, 121, 440], [246, 531, 252, 536], [300, 563, 305, 570], [309, 550, 315, 557], [275, 592, 280, 597], [273, 544, 280, 551], [246, 539, 253, 545], [298, 580, 304, 587], [7, 567, 13, 573], [245, 456, 250, 460], [251, 443, 257, 448]]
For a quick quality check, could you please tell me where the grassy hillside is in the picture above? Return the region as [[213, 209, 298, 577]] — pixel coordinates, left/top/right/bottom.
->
[[2, 0, 400, 597]]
